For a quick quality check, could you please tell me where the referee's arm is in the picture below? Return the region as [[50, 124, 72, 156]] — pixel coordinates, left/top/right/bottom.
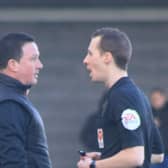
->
[[94, 146, 144, 168]]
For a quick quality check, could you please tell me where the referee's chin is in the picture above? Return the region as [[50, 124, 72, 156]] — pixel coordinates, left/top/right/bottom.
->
[[90, 76, 104, 83]]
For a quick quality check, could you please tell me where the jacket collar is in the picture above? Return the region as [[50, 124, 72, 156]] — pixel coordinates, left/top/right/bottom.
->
[[0, 73, 31, 95]]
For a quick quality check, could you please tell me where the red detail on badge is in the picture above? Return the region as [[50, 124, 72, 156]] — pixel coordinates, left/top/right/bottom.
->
[[121, 109, 141, 130], [97, 129, 103, 140], [122, 113, 136, 122]]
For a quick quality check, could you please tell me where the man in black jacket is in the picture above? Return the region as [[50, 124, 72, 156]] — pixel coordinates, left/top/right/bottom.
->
[[0, 33, 52, 167]]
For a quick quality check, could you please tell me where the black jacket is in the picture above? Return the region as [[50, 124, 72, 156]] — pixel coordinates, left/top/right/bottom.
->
[[0, 73, 52, 168]]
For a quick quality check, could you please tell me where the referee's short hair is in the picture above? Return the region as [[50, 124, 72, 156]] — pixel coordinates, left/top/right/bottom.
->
[[91, 27, 132, 70]]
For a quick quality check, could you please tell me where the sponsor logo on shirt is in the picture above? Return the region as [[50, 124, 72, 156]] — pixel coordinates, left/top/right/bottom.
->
[[97, 128, 104, 148], [121, 109, 141, 130]]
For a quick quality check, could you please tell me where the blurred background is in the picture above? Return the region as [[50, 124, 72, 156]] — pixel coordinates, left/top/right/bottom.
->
[[0, 1, 168, 167]]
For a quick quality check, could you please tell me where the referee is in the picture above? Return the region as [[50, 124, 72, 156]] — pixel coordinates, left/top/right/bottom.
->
[[77, 27, 164, 168]]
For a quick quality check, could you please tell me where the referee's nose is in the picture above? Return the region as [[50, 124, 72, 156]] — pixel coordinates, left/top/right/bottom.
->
[[83, 54, 89, 65]]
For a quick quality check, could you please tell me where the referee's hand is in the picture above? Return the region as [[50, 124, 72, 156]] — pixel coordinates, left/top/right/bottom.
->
[[77, 157, 92, 168], [85, 152, 101, 160]]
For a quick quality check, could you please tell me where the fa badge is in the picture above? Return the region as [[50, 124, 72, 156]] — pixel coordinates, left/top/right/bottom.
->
[[121, 109, 141, 130], [97, 128, 104, 148]]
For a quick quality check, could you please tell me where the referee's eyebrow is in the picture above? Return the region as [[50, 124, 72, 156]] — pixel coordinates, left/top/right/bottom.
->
[[87, 49, 92, 55]]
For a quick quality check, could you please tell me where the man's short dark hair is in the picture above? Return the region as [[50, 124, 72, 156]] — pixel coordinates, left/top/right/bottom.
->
[[0, 32, 35, 69], [91, 27, 132, 70], [151, 87, 167, 96]]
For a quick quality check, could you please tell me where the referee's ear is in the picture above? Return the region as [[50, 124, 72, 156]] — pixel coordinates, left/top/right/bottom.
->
[[103, 51, 113, 64]]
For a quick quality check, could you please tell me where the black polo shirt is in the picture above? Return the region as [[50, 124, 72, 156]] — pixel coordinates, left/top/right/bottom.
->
[[96, 77, 163, 168]]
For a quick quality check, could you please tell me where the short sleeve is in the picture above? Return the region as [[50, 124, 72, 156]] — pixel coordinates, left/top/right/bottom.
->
[[109, 94, 144, 149]]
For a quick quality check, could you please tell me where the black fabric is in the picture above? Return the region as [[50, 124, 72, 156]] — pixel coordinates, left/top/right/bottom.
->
[[80, 77, 164, 168], [0, 73, 52, 168]]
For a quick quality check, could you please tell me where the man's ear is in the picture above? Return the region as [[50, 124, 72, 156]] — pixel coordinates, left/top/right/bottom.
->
[[104, 52, 113, 64], [7, 59, 19, 72]]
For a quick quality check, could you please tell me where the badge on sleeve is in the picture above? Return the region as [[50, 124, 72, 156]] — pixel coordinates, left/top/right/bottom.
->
[[97, 128, 104, 148], [121, 109, 141, 130]]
